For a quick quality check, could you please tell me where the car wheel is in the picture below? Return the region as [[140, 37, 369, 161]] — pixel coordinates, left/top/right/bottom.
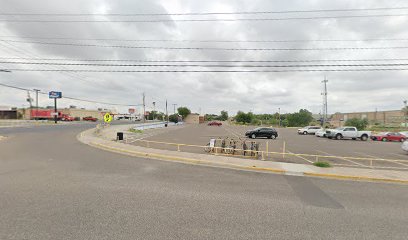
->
[[270, 134, 276, 139], [335, 134, 342, 140], [303, 131, 307, 135], [251, 134, 256, 139], [323, 134, 326, 138], [401, 138, 406, 142], [382, 138, 387, 142], [352, 138, 356, 140], [361, 135, 368, 141]]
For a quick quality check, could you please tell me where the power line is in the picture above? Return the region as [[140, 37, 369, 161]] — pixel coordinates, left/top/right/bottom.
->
[[3, 68, 408, 73], [2, 39, 408, 51], [2, 13, 408, 22], [1, 6, 408, 16], [2, 35, 408, 43], [0, 82, 142, 106], [2, 61, 408, 68], [1, 57, 408, 63]]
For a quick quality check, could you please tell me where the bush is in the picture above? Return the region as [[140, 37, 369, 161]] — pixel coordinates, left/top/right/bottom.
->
[[169, 114, 179, 123], [345, 118, 369, 130], [313, 161, 331, 168], [235, 111, 254, 124]]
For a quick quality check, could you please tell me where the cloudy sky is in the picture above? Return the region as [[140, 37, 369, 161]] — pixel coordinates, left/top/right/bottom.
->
[[0, 0, 407, 115]]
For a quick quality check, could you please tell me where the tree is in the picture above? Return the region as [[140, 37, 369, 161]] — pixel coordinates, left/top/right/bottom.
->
[[345, 118, 369, 130], [169, 114, 179, 123], [286, 109, 313, 127], [235, 111, 254, 124], [177, 107, 191, 119], [219, 110, 228, 121]]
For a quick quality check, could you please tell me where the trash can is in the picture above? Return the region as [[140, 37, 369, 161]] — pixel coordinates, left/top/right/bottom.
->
[[165, 123, 168, 127], [117, 132, 124, 141]]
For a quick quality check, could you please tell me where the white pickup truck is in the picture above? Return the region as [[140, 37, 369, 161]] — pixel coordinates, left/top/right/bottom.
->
[[326, 126, 371, 141]]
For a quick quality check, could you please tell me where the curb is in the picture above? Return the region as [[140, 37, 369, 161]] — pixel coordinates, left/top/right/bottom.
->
[[78, 130, 408, 185]]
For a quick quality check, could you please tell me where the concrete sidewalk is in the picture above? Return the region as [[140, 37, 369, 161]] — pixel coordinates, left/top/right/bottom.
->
[[79, 126, 408, 184]]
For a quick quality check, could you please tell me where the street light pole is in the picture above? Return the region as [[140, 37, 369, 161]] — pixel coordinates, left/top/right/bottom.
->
[[278, 107, 281, 127]]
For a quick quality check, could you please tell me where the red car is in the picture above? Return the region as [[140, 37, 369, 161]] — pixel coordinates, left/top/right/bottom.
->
[[83, 116, 98, 122], [370, 132, 406, 142], [208, 121, 222, 126]]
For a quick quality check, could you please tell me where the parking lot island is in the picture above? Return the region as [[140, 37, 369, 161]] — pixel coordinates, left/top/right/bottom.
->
[[78, 124, 408, 184]]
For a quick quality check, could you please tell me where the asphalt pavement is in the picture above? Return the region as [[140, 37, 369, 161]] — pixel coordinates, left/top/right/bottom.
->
[[0, 124, 407, 239]]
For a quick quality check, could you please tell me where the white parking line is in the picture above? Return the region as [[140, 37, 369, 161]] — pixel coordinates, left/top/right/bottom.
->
[[286, 150, 314, 164], [354, 152, 408, 167], [316, 150, 367, 167]]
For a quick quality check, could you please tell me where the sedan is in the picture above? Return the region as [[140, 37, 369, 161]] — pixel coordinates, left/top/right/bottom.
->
[[315, 129, 327, 137], [370, 132, 406, 142], [208, 121, 222, 126], [297, 126, 322, 135], [245, 127, 278, 139]]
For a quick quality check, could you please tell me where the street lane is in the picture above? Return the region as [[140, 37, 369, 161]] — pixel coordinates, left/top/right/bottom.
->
[[0, 125, 407, 239]]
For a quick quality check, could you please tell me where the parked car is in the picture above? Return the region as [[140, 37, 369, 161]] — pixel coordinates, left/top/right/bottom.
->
[[208, 121, 222, 126], [371, 132, 406, 142], [402, 140, 408, 153], [326, 126, 371, 141], [315, 128, 329, 137], [400, 131, 408, 137], [245, 127, 278, 139], [83, 116, 98, 122], [297, 126, 322, 135]]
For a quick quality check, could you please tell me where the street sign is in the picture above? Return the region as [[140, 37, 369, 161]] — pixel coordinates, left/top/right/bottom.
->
[[49, 91, 62, 99], [104, 113, 113, 123]]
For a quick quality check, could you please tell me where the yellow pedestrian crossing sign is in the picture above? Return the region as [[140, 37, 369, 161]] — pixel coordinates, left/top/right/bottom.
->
[[104, 113, 113, 123]]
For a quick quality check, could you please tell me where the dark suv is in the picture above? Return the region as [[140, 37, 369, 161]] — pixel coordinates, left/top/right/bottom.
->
[[245, 127, 278, 139]]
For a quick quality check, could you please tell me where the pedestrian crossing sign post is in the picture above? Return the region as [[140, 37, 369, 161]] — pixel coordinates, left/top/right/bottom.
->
[[104, 113, 113, 123]]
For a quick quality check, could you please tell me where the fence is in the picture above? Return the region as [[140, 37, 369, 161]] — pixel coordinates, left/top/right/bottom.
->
[[124, 137, 408, 170]]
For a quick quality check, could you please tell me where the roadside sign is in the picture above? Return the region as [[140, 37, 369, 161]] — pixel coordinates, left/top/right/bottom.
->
[[49, 91, 62, 99], [104, 113, 113, 123], [128, 108, 135, 114]]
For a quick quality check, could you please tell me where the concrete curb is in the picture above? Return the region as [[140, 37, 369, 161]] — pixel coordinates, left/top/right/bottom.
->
[[78, 129, 408, 184]]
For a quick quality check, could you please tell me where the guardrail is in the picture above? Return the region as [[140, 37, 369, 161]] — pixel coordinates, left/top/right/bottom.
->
[[124, 138, 408, 170]]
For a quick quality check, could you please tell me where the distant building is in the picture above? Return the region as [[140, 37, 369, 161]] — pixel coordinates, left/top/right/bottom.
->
[[330, 110, 405, 127], [184, 113, 205, 124]]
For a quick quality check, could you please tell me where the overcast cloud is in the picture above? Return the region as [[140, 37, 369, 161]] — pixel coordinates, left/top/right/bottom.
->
[[0, 0, 407, 115]]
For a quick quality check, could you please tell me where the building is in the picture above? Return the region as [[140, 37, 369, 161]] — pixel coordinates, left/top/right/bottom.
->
[[330, 110, 406, 127], [0, 106, 18, 119], [184, 113, 205, 124]]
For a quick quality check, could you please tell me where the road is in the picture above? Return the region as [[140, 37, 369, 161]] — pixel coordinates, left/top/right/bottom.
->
[[0, 124, 407, 239]]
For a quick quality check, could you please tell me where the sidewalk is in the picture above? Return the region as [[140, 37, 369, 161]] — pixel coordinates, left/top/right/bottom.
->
[[78, 126, 408, 184]]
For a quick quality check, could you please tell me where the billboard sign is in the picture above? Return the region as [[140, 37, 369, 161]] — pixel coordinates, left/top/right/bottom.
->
[[49, 91, 62, 99]]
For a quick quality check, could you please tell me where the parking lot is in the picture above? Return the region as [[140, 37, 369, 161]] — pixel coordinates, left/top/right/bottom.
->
[[128, 123, 408, 170]]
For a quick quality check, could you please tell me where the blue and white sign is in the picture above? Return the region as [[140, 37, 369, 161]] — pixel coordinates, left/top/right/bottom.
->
[[49, 91, 62, 99]]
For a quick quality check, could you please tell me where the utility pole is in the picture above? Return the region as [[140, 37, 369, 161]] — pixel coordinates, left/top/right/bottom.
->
[[172, 104, 177, 115], [33, 89, 40, 120], [278, 107, 281, 127], [26, 91, 33, 120], [152, 101, 156, 120], [322, 76, 328, 127], [142, 92, 146, 124]]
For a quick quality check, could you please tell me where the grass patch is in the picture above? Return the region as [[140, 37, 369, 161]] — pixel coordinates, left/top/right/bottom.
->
[[129, 128, 143, 134], [313, 161, 331, 168]]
